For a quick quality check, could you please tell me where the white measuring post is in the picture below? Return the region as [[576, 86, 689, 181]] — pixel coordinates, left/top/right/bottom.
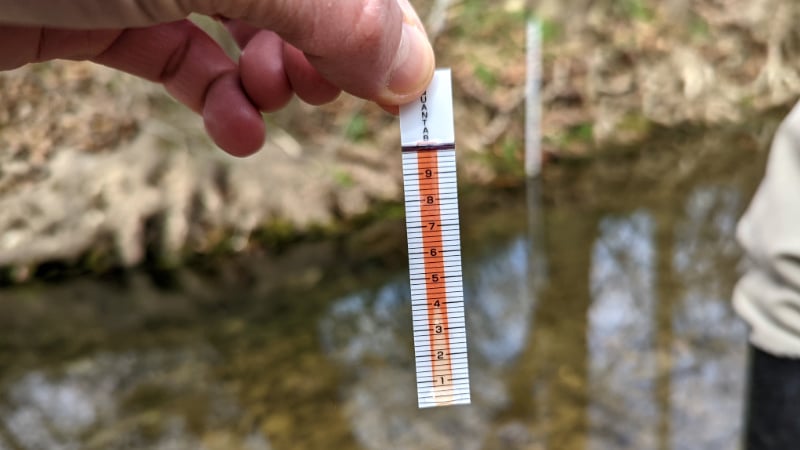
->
[[400, 69, 471, 408], [525, 19, 542, 178]]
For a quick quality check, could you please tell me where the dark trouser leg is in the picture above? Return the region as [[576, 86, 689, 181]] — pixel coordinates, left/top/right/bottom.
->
[[746, 344, 800, 449]]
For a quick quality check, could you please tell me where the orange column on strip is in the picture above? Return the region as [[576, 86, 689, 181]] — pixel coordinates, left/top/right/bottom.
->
[[416, 151, 454, 405]]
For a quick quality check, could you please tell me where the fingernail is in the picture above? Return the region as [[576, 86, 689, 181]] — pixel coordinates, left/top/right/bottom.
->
[[381, 23, 435, 104], [397, 0, 426, 34]]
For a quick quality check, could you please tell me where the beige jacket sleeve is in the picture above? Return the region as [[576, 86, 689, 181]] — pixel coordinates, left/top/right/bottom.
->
[[735, 101, 800, 357]]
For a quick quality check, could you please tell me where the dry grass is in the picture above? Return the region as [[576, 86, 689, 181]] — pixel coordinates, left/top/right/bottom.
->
[[0, 0, 798, 272]]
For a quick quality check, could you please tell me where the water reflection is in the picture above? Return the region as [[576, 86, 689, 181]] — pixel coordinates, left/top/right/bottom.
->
[[0, 349, 272, 450], [317, 236, 536, 450], [668, 186, 747, 450], [320, 183, 749, 449], [466, 238, 535, 367], [589, 212, 658, 449], [0, 166, 757, 449]]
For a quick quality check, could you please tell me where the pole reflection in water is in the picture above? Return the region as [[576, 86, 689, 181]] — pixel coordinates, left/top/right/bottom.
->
[[0, 131, 767, 449], [320, 183, 750, 449]]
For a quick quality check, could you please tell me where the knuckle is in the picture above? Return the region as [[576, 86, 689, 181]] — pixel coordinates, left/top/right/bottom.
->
[[350, 0, 393, 52]]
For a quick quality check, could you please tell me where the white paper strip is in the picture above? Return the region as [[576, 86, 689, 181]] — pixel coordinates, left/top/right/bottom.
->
[[400, 69, 471, 408]]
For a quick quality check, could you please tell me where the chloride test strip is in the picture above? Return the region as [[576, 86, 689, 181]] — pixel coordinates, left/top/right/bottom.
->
[[400, 69, 470, 408]]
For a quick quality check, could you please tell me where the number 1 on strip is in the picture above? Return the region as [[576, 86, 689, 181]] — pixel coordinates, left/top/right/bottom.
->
[[400, 69, 471, 408]]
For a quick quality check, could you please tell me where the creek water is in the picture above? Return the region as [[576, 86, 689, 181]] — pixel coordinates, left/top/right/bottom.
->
[[0, 122, 774, 449]]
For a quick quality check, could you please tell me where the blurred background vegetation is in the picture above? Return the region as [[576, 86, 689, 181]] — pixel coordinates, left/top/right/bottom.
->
[[0, 1, 793, 448], [0, 0, 798, 278]]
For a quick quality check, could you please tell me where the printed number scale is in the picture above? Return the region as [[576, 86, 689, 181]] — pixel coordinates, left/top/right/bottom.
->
[[399, 69, 471, 408]]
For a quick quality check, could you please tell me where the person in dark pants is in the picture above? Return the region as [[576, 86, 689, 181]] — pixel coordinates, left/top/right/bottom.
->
[[747, 346, 800, 448], [735, 103, 800, 449]]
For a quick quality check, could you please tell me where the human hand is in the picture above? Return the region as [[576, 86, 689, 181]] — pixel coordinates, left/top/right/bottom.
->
[[0, 0, 435, 156]]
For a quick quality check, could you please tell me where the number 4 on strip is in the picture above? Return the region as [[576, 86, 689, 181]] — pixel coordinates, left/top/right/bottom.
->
[[400, 69, 471, 408]]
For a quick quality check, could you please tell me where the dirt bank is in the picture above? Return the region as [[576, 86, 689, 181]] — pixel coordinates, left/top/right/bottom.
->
[[0, 0, 797, 276]]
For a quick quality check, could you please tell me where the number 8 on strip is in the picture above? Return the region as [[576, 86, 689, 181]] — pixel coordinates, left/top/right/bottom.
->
[[400, 69, 471, 408]]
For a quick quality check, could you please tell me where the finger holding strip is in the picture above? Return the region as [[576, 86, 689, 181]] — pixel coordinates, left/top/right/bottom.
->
[[91, 20, 265, 156], [0, 22, 265, 157], [220, 19, 294, 113]]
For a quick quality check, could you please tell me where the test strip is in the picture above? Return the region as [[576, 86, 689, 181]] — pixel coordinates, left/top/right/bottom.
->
[[400, 69, 471, 408]]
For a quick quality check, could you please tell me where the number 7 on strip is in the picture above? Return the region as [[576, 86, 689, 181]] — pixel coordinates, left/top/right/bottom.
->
[[400, 69, 471, 408]]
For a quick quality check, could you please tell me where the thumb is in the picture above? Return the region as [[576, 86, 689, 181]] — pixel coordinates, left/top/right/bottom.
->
[[211, 0, 435, 105]]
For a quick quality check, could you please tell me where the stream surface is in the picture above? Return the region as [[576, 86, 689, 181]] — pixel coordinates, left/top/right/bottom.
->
[[0, 123, 773, 449]]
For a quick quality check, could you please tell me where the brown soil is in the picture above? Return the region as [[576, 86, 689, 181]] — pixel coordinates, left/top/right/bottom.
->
[[0, 0, 798, 275]]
